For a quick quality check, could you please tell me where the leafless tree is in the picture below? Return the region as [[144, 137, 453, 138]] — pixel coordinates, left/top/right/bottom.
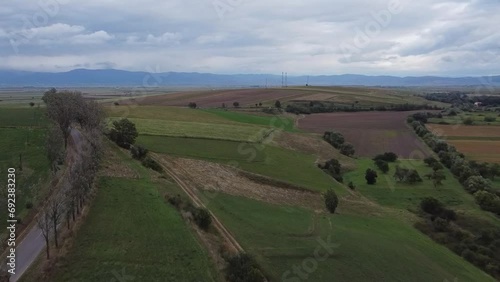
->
[[48, 196, 64, 248], [36, 208, 52, 259]]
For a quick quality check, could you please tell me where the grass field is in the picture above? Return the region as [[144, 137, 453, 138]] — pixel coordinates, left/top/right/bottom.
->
[[138, 135, 344, 193], [343, 159, 479, 212], [109, 117, 273, 142], [0, 107, 47, 127], [206, 192, 494, 282], [51, 144, 218, 281], [204, 109, 297, 132]]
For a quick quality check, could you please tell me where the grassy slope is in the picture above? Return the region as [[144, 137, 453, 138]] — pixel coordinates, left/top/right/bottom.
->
[[52, 144, 217, 281], [138, 135, 344, 194], [206, 193, 494, 282], [343, 159, 478, 211]]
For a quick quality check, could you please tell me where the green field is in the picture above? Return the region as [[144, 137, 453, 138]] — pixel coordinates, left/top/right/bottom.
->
[[206, 192, 494, 282], [204, 109, 297, 132], [51, 145, 218, 281], [109, 117, 273, 142], [343, 159, 479, 211], [139, 135, 344, 193], [0, 107, 47, 127]]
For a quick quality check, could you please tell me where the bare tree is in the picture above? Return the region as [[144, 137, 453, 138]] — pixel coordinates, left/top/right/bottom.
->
[[48, 196, 64, 248], [36, 209, 52, 259]]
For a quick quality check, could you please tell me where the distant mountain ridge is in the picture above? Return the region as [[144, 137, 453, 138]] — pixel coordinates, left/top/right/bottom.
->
[[1, 69, 499, 87]]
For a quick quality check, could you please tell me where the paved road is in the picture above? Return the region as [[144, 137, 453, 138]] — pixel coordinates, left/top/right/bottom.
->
[[9, 128, 82, 282]]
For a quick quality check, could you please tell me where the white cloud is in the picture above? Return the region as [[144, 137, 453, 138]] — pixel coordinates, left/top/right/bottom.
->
[[0, 0, 499, 76]]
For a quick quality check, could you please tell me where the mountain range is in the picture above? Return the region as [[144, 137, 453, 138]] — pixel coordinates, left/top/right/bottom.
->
[[1, 69, 499, 87]]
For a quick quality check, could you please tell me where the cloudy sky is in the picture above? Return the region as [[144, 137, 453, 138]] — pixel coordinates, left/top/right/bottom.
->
[[0, 0, 499, 76]]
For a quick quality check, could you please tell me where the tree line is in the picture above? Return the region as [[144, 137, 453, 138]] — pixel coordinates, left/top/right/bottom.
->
[[286, 101, 442, 115], [37, 88, 104, 259]]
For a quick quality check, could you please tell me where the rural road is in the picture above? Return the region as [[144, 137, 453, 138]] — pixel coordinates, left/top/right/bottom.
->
[[152, 154, 244, 253], [8, 128, 83, 282]]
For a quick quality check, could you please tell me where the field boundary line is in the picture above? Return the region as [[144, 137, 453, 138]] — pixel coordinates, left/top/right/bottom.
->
[[151, 153, 244, 253]]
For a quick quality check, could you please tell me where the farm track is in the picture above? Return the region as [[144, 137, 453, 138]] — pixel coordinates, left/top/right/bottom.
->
[[151, 153, 244, 253]]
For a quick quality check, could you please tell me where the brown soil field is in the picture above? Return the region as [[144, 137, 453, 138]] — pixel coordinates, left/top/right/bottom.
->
[[130, 88, 310, 107], [448, 140, 500, 163], [427, 124, 500, 138], [298, 111, 433, 159]]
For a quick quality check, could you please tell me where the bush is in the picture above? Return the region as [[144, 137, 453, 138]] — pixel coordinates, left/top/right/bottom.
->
[[463, 117, 474, 125], [226, 253, 265, 282], [168, 194, 183, 208], [188, 102, 197, 109], [420, 197, 443, 215], [141, 157, 163, 172], [484, 116, 496, 122], [339, 143, 355, 157], [233, 102, 240, 108], [131, 145, 148, 160], [348, 181, 356, 190], [374, 159, 389, 174], [193, 207, 212, 230], [365, 169, 378, 185], [474, 191, 500, 215], [373, 152, 398, 162], [323, 131, 345, 149], [108, 118, 138, 148], [433, 218, 449, 232], [26, 201, 33, 209], [324, 189, 339, 214]]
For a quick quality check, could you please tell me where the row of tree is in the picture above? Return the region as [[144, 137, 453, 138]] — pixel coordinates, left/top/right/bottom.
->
[[38, 88, 104, 259], [409, 113, 500, 215], [323, 131, 355, 157], [286, 101, 442, 115]]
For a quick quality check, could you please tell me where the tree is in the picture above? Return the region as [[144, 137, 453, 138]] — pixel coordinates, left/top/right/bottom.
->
[[365, 169, 378, 185], [464, 176, 491, 194], [430, 170, 446, 188], [348, 181, 356, 190], [339, 143, 355, 157], [490, 163, 500, 181], [188, 102, 197, 109], [424, 156, 438, 167], [108, 118, 138, 148], [131, 145, 148, 160], [407, 170, 423, 184], [375, 159, 389, 174], [42, 90, 81, 148], [226, 253, 265, 282], [46, 126, 64, 174], [324, 189, 339, 213], [393, 165, 409, 182], [48, 196, 64, 248], [432, 162, 444, 172], [37, 208, 52, 258], [258, 102, 262, 107], [420, 197, 443, 215], [29, 102, 35, 107], [373, 152, 398, 162], [323, 131, 345, 149], [233, 102, 240, 108], [193, 208, 212, 230], [275, 100, 281, 109], [222, 103, 226, 108], [474, 191, 500, 215]]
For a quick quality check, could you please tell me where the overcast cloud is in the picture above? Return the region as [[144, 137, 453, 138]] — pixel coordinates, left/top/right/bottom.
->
[[0, 0, 498, 76]]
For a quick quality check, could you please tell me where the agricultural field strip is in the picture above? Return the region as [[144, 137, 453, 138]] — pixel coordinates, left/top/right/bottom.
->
[[107, 117, 274, 142]]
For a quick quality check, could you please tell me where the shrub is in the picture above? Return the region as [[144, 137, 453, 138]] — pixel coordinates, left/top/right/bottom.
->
[[463, 117, 474, 125], [484, 116, 496, 122], [407, 170, 423, 184], [324, 189, 339, 214], [424, 156, 438, 167], [374, 159, 389, 174], [141, 157, 163, 172], [365, 169, 378, 185], [339, 143, 355, 157], [193, 207, 212, 230], [131, 145, 148, 160], [373, 152, 398, 162], [348, 181, 356, 190], [26, 201, 33, 209], [420, 197, 443, 215], [168, 194, 183, 208], [108, 118, 138, 148], [323, 131, 345, 149], [188, 102, 197, 109], [474, 191, 500, 215], [433, 218, 449, 232], [233, 102, 240, 108], [226, 253, 265, 282]]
